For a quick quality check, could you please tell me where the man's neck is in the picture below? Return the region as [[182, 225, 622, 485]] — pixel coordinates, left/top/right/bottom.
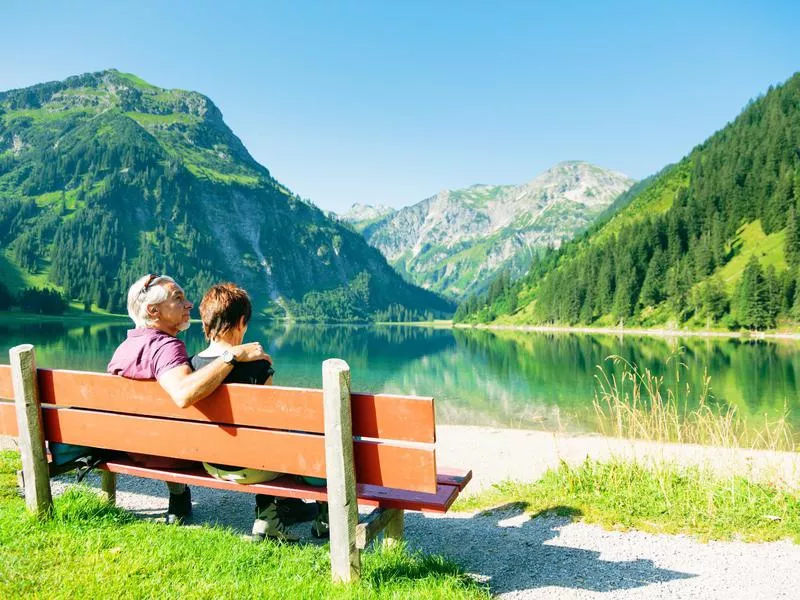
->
[[147, 324, 178, 337]]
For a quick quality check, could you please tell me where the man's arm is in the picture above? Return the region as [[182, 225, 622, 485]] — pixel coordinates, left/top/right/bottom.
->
[[158, 342, 270, 408]]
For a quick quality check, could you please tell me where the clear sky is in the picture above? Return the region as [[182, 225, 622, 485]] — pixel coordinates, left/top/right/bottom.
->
[[2, 1, 798, 213]]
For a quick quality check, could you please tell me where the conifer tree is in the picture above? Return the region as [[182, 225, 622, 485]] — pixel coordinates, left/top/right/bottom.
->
[[699, 276, 728, 321], [738, 256, 771, 329], [639, 248, 667, 307], [785, 206, 800, 268]]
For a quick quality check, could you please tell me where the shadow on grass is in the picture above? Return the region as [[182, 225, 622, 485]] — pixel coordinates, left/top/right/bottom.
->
[[364, 546, 477, 588], [45, 473, 693, 596], [51, 487, 138, 526]]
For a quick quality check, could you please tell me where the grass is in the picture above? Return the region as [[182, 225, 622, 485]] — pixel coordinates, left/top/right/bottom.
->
[[715, 220, 787, 292], [1, 108, 92, 124], [0, 251, 53, 291], [183, 162, 261, 186], [112, 71, 160, 91], [593, 351, 796, 451], [455, 459, 800, 543], [0, 452, 487, 599], [124, 111, 200, 127], [592, 160, 692, 246]]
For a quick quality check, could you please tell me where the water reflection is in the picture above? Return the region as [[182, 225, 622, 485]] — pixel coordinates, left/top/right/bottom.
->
[[0, 321, 797, 434]]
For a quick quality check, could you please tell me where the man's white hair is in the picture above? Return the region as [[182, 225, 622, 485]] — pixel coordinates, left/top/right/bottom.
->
[[127, 274, 177, 328]]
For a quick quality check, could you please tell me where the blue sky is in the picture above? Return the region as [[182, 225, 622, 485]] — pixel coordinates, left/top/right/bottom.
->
[[2, 1, 798, 212]]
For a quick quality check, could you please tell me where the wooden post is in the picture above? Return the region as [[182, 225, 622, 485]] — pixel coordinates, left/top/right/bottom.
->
[[356, 508, 402, 550], [101, 471, 117, 504], [10, 344, 52, 516], [322, 358, 359, 583], [383, 510, 404, 549]]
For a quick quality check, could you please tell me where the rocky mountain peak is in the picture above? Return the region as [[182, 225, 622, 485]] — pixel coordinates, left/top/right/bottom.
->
[[340, 202, 395, 223], [352, 162, 635, 299]]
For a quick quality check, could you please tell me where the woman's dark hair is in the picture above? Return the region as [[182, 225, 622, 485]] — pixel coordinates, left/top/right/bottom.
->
[[199, 283, 252, 340]]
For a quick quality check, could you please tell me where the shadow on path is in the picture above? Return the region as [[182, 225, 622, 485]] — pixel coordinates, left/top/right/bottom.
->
[[404, 503, 695, 595]]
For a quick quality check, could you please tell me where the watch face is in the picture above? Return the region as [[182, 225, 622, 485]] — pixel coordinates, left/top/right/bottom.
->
[[222, 350, 234, 364]]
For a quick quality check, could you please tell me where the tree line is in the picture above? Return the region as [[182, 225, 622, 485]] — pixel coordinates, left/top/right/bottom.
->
[[0, 282, 68, 315]]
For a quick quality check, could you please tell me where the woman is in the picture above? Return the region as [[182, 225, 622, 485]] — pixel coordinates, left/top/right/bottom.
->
[[192, 283, 322, 540]]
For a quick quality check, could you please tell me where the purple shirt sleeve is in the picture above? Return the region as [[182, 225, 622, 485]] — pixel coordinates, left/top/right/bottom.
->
[[151, 337, 191, 380]]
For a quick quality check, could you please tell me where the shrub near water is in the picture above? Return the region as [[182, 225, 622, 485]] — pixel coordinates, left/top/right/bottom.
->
[[0, 452, 487, 600], [593, 353, 796, 451]]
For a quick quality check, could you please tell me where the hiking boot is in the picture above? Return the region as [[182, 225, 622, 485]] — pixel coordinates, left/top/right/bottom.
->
[[166, 487, 192, 525], [250, 501, 300, 542], [276, 497, 318, 525], [311, 501, 329, 539]]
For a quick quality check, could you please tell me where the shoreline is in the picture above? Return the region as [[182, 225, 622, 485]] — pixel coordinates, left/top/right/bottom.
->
[[4, 307, 800, 341], [434, 424, 800, 492], [0, 310, 129, 325], [453, 322, 800, 341]]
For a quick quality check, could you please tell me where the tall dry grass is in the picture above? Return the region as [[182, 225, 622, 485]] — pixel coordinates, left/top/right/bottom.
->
[[593, 352, 795, 451]]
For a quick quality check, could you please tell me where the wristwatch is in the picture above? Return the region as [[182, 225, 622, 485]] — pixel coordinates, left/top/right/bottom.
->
[[221, 350, 238, 365]]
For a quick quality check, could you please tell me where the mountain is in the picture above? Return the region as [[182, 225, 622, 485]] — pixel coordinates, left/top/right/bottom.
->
[[456, 73, 800, 331], [350, 162, 634, 300], [0, 70, 453, 320], [340, 203, 395, 232]]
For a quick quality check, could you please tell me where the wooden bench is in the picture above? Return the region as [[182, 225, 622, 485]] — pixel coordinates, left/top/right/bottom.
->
[[0, 344, 471, 583]]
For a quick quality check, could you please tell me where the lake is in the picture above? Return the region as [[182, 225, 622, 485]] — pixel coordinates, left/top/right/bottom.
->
[[1, 320, 798, 434]]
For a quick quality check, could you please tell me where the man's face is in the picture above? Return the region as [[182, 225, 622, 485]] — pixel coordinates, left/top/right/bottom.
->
[[153, 282, 193, 335]]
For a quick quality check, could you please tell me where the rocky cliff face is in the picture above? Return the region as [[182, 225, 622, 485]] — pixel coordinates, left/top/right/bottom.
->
[[346, 162, 634, 299]]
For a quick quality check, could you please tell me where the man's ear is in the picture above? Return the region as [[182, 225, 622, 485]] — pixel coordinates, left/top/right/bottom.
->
[[146, 304, 159, 317]]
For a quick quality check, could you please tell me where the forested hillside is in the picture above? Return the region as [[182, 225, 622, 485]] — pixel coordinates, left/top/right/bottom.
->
[[456, 73, 800, 330], [0, 70, 453, 320]]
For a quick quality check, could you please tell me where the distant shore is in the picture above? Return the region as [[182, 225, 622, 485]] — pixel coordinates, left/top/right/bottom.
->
[[5, 307, 800, 342], [0, 310, 129, 325], [453, 322, 800, 341]]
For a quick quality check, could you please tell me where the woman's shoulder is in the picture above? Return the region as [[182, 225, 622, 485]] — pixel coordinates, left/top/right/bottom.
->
[[190, 354, 217, 371]]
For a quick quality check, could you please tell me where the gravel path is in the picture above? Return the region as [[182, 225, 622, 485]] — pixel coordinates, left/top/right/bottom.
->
[[7, 427, 800, 598]]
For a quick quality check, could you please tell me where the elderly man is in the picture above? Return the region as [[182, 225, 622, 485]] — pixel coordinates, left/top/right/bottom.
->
[[108, 274, 270, 524]]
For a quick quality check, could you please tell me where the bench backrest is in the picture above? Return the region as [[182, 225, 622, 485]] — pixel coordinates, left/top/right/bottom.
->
[[0, 364, 438, 493]]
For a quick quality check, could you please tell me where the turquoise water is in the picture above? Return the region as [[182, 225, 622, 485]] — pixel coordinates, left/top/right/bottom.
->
[[1, 320, 798, 434]]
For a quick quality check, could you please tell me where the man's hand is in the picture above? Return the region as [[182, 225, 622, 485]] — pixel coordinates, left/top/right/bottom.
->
[[231, 342, 271, 363], [158, 343, 272, 408]]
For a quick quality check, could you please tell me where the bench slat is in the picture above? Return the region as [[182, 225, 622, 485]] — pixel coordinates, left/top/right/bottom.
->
[[42, 406, 438, 493], [35, 369, 435, 443], [0, 365, 11, 399], [0, 400, 17, 436], [98, 459, 461, 513], [436, 466, 473, 491]]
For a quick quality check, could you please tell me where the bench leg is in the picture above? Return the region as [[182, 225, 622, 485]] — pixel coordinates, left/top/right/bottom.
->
[[323, 359, 360, 583], [11, 344, 53, 517], [101, 471, 116, 505], [383, 510, 404, 549], [356, 507, 401, 550]]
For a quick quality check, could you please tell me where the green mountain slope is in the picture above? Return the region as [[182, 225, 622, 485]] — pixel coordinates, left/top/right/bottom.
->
[[456, 72, 800, 330], [0, 70, 453, 320]]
